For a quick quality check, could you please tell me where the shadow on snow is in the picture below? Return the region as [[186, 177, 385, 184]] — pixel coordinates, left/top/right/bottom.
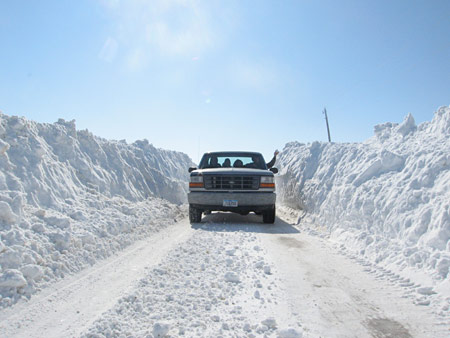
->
[[190, 212, 300, 234]]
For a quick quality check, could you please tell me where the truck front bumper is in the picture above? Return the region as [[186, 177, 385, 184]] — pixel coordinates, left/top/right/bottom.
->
[[188, 191, 276, 212]]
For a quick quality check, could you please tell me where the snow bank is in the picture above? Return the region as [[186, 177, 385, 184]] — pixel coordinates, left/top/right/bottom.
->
[[0, 113, 192, 307], [277, 106, 450, 286]]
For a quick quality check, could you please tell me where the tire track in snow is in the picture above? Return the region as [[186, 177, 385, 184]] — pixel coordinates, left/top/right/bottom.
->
[[259, 209, 448, 338], [82, 214, 303, 337]]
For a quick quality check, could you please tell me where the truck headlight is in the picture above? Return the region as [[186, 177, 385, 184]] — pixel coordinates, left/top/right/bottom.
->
[[189, 175, 204, 188], [260, 176, 275, 188]]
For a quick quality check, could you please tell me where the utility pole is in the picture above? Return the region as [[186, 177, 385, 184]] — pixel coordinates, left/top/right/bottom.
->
[[323, 108, 331, 142]]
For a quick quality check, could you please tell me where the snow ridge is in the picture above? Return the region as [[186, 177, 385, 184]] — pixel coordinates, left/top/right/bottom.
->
[[0, 115, 192, 206], [277, 106, 450, 287], [0, 113, 192, 307]]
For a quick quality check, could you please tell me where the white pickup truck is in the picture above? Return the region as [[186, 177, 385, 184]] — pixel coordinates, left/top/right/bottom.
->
[[187, 151, 278, 224]]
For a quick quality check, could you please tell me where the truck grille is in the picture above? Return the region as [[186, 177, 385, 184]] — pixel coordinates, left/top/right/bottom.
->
[[204, 175, 260, 190]]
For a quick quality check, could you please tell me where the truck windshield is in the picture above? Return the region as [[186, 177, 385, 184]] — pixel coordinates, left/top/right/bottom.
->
[[199, 153, 267, 170]]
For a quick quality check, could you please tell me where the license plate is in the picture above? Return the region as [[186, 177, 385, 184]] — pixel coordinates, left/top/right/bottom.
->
[[223, 199, 238, 207]]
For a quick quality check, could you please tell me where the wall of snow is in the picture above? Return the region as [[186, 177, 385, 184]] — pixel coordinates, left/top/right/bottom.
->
[[0, 113, 193, 307], [0, 116, 192, 206], [277, 106, 450, 283]]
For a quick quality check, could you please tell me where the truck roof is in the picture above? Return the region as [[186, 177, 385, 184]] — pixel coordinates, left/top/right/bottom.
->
[[202, 151, 263, 156]]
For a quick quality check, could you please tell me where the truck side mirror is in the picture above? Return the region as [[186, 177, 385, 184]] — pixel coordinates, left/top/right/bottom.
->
[[269, 167, 278, 174], [188, 167, 197, 173]]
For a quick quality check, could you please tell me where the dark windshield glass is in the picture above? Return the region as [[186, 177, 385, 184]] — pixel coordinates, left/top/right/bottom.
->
[[199, 153, 267, 170]]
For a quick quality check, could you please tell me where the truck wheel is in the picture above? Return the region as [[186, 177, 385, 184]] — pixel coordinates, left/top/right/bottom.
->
[[189, 205, 202, 223], [262, 206, 276, 224]]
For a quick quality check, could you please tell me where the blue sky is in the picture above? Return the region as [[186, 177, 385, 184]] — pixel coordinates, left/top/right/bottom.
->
[[1, 0, 449, 163]]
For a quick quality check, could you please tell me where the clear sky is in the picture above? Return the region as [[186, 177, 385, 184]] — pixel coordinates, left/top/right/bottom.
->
[[1, 0, 449, 163]]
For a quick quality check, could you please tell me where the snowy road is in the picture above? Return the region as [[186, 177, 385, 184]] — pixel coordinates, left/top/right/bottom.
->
[[0, 221, 195, 337], [0, 212, 448, 337]]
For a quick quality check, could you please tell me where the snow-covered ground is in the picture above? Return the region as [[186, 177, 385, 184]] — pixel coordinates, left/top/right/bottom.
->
[[0, 114, 192, 307], [276, 106, 450, 314], [0, 220, 195, 337], [0, 108, 449, 337], [2, 213, 447, 338]]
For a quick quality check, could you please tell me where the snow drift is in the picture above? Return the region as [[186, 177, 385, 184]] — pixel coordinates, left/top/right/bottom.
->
[[277, 106, 450, 286], [0, 113, 192, 307]]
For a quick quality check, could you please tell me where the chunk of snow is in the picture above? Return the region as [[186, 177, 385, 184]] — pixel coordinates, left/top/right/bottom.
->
[[277, 328, 303, 338], [417, 287, 436, 295], [0, 201, 17, 225], [152, 322, 170, 337], [0, 248, 22, 269], [226, 248, 236, 256], [0, 139, 9, 155], [436, 258, 450, 278], [396, 113, 417, 136], [262, 317, 277, 329], [0, 269, 27, 288], [224, 271, 240, 283], [21, 264, 44, 281], [257, 324, 269, 333], [255, 261, 264, 269], [45, 216, 71, 229]]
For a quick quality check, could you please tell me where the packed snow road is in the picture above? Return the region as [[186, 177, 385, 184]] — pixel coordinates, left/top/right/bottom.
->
[[0, 212, 448, 338]]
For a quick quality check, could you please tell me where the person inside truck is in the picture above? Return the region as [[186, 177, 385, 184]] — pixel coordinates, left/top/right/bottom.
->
[[208, 156, 221, 168], [223, 158, 231, 167], [266, 150, 279, 169], [246, 150, 278, 169], [246, 156, 263, 169], [233, 159, 244, 167]]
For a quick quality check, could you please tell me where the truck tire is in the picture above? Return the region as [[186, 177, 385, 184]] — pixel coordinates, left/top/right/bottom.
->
[[189, 205, 202, 223], [262, 206, 276, 224]]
